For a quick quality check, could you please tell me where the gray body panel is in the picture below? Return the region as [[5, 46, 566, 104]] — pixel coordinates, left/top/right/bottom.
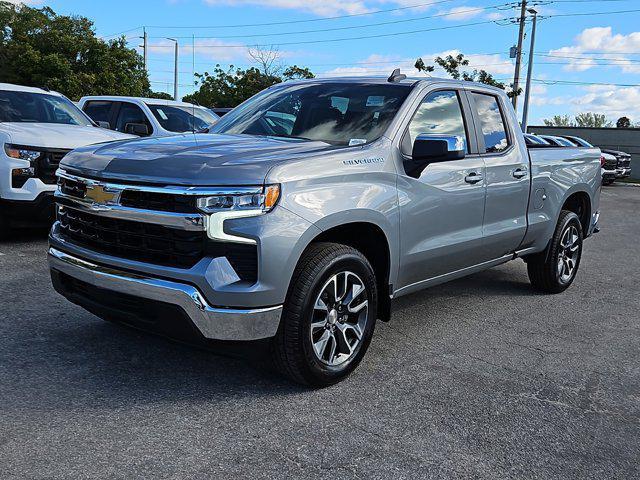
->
[[50, 77, 601, 340]]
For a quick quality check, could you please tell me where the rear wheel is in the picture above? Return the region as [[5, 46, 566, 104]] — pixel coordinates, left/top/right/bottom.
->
[[527, 210, 583, 293], [272, 242, 377, 386]]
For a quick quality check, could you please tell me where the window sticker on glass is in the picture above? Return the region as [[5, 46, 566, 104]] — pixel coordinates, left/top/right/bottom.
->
[[349, 138, 367, 146], [366, 96, 385, 107], [157, 109, 168, 120]]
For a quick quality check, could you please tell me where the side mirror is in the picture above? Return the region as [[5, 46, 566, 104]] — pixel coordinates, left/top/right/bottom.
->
[[125, 123, 150, 136], [96, 121, 111, 129], [406, 134, 465, 178]]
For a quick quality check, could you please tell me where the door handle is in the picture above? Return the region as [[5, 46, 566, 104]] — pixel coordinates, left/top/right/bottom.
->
[[464, 172, 483, 184], [512, 168, 528, 179]]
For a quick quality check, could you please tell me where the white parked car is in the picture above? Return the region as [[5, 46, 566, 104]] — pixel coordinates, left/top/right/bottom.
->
[[77, 96, 219, 137], [0, 83, 133, 237]]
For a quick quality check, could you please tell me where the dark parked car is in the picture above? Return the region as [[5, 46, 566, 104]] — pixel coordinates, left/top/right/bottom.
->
[[539, 135, 578, 147], [601, 148, 632, 180]]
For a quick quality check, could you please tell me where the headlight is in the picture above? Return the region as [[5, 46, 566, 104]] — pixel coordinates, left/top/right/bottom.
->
[[196, 184, 280, 214], [4, 144, 42, 162]]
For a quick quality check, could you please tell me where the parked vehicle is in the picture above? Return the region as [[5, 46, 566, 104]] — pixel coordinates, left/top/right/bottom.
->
[[0, 83, 133, 237], [210, 107, 233, 117], [601, 148, 632, 181], [523, 133, 551, 146], [78, 96, 219, 137], [49, 75, 601, 386], [601, 152, 618, 185], [539, 135, 577, 147]]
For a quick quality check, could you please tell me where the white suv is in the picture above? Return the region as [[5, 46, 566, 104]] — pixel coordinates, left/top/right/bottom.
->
[[78, 96, 219, 137], [0, 83, 133, 237]]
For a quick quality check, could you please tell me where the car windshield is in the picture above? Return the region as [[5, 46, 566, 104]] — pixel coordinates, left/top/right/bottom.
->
[[210, 82, 412, 146], [0, 90, 92, 125], [146, 104, 219, 132], [564, 136, 593, 147]]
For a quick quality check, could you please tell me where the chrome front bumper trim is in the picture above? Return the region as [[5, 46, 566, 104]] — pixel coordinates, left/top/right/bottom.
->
[[48, 247, 282, 341]]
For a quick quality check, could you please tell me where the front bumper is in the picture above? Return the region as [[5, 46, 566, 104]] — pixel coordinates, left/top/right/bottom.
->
[[616, 167, 632, 178], [48, 247, 282, 341], [0, 192, 55, 224]]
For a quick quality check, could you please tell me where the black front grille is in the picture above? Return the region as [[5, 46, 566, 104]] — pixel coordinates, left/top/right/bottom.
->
[[59, 176, 87, 198], [617, 157, 631, 168], [120, 190, 198, 213], [36, 149, 70, 184], [58, 207, 205, 268], [57, 206, 258, 281]]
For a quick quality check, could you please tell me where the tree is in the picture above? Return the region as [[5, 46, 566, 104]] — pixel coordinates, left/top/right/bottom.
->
[[414, 53, 520, 98], [574, 112, 612, 128], [183, 62, 315, 108], [543, 115, 574, 127], [617, 116, 631, 128], [0, 1, 150, 99], [147, 91, 175, 100]]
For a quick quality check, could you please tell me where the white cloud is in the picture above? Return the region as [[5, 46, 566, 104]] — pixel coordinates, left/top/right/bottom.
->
[[146, 39, 295, 63], [441, 6, 484, 21], [202, 0, 440, 17], [320, 49, 514, 78], [548, 27, 640, 74]]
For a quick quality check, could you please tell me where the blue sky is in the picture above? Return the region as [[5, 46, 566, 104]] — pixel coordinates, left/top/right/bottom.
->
[[16, 0, 640, 124]]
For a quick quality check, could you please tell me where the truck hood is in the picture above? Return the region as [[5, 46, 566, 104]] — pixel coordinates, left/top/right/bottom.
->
[[60, 133, 336, 186], [1, 122, 134, 149]]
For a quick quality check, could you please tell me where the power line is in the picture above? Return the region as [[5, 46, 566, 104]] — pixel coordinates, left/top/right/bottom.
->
[[144, 0, 462, 30], [148, 3, 514, 40]]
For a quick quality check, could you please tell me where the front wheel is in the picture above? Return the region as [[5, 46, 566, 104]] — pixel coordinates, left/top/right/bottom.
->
[[272, 242, 377, 386], [527, 210, 583, 293]]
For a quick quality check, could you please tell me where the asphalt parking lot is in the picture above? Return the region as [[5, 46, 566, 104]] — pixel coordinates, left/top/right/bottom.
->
[[1, 185, 639, 479]]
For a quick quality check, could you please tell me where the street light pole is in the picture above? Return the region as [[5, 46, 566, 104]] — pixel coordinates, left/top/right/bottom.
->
[[167, 37, 178, 101], [521, 8, 538, 132]]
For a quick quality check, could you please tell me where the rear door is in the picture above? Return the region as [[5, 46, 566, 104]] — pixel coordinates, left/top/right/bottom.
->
[[396, 88, 487, 290], [468, 91, 529, 260]]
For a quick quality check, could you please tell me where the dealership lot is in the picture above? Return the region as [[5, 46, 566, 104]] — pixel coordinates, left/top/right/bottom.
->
[[1, 186, 639, 479]]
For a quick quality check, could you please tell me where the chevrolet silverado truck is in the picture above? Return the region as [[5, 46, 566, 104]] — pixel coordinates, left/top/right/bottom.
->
[[48, 74, 601, 386], [0, 83, 133, 237]]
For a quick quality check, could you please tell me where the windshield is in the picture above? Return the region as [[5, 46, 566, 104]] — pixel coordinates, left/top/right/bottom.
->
[[0, 90, 91, 125], [146, 104, 219, 132], [210, 82, 412, 146]]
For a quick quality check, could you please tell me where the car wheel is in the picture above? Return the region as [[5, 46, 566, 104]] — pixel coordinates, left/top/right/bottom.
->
[[527, 210, 583, 293], [272, 242, 377, 386], [603, 179, 614, 186]]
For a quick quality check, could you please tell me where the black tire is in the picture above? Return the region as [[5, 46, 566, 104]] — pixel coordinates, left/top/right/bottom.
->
[[602, 179, 614, 186], [527, 210, 583, 293], [272, 242, 378, 387]]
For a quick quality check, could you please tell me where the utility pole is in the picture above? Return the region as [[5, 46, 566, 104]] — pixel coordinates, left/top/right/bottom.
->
[[167, 38, 179, 100], [521, 8, 538, 132], [142, 27, 148, 72], [511, 0, 527, 110]]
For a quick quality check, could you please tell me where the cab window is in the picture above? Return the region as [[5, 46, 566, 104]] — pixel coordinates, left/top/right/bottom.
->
[[471, 93, 510, 153], [115, 102, 152, 136], [402, 90, 468, 156], [83, 101, 114, 128]]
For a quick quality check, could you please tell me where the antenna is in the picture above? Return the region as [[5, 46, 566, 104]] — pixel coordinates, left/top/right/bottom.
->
[[387, 68, 406, 83]]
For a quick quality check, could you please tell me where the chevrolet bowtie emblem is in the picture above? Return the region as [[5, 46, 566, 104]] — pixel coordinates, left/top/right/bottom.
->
[[84, 184, 121, 205]]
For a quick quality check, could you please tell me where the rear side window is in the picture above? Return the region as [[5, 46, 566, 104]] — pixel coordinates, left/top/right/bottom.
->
[[115, 102, 152, 135], [403, 90, 468, 155], [471, 93, 510, 153], [83, 101, 113, 128]]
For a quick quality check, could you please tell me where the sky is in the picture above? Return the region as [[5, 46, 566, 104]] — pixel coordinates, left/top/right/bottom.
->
[[11, 0, 640, 125]]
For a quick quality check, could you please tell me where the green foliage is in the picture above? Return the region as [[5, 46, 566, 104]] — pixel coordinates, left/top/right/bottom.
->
[[147, 91, 175, 100], [414, 53, 517, 96], [543, 115, 574, 127], [616, 116, 631, 128], [574, 112, 612, 128], [183, 63, 315, 108], [0, 1, 150, 99]]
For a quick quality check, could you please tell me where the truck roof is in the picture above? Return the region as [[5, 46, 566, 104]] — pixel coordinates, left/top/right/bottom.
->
[[79, 95, 208, 109], [0, 82, 63, 96], [278, 76, 508, 96]]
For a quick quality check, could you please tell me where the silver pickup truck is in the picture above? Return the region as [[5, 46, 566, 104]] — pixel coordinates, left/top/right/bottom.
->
[[48, 75, 601, 386]]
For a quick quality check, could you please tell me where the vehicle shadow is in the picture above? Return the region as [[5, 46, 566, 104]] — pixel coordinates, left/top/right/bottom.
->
[[2, 263, 535, 411]]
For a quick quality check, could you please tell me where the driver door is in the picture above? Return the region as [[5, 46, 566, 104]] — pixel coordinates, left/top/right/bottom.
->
[[396, 88, 487, 291]]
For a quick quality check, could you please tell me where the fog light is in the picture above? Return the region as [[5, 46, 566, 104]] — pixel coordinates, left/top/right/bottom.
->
[[11, 167, 35, 188]]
